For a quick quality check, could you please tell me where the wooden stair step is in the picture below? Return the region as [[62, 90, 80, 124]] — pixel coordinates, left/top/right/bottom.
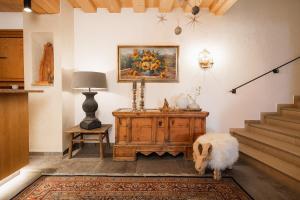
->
[[239, 143, 300, 182], [248, 123, 300, 139], [294, 96, 300, 108], [266, 115, 300, 123], [281, 107, 300, 117], [247, 123, 300, 146], [265, 115, 300, 130], [232, 129, 300, 157], [282, 107, 300, 112]]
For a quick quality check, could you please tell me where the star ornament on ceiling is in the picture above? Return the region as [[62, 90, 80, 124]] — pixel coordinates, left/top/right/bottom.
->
[[157, 14, 167, 23], [187, 15, 200, 28]]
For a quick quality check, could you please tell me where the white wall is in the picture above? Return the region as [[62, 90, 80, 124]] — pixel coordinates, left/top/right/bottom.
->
[[60, 0, 75, 151], [23, 11, 63, 152], [23, 0, 75, 152], [0, 12, 23, 29], [74, 0, 300, 142]]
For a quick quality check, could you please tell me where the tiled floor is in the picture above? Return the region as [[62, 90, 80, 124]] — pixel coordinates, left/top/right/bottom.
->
[[19, 144, 300, 200]]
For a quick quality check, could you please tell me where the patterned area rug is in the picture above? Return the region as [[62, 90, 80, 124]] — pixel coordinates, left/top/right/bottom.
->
[[13, 176, 252, 200]]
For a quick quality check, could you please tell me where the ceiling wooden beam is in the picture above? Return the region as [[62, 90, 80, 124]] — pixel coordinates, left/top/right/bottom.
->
[[183, 0, 205, 13], [31, 2, 47, 14], [159, 0, 175, 13], [200, 0, 214, 8], [68, 0, 80, 8], [147, 0, 158, 8], [76, 0, 97, 12], [103, 0, 121, 13], [90, 0, 103, 8], [0, 0, 23, 12], [210, 0, 226, 13], [215, 0, 238, 15], [66, 0, 238, 14], [182, 0, 192, 13], [32, 0, 60, 14], [132, 0, 146, 12]]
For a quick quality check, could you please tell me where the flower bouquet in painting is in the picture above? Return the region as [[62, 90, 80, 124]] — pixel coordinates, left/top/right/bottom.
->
[[118, 46, 179, 82]]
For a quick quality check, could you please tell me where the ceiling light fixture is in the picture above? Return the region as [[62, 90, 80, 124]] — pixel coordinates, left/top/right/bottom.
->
[[24, 0, 32, 13]]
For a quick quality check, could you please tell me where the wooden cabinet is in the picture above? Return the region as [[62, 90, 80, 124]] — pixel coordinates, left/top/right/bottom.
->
[[0, 30, 24, 88], [0, 90, 42, 180], [0, 91, 28, 180], [112, 109, 209, 161]]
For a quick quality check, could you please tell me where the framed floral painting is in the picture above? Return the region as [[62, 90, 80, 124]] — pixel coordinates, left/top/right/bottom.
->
[[118, 45, 179, 82]]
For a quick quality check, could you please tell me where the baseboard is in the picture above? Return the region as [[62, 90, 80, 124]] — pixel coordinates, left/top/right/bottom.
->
[[239, 153, 300, 194], [0, 170, 20, 186], [29, 152, 63, 156]]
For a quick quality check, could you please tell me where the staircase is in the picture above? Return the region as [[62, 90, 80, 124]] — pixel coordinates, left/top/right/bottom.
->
[[230, 96, 300, 184]]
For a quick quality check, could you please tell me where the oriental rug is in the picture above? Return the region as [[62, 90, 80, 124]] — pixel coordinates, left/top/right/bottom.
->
[[13, 176, 252, 200]]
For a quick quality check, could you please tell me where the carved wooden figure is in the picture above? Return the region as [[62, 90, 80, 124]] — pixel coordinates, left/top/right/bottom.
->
[[39, 42, 54, 84], [162, 98, 170, 112]]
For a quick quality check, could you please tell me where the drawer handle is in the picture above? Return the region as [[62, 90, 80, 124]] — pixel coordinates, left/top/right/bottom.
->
[[158, 121, 163, 127]]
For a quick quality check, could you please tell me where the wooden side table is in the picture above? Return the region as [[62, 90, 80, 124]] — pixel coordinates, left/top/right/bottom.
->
[[64, 124, 112, 159]]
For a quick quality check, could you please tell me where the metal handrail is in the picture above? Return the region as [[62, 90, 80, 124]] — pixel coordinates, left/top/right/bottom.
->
[[230, 57, 300, 94]]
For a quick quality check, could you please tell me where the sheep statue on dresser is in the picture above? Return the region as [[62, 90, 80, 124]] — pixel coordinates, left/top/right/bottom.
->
[[193, 133, 239, 180]]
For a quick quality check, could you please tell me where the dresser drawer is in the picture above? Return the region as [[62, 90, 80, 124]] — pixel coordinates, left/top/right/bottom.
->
[[169, 118, 189, 128]]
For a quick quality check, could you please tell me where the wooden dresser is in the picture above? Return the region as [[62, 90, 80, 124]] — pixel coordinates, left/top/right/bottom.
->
[[112, 109, 209, 161]]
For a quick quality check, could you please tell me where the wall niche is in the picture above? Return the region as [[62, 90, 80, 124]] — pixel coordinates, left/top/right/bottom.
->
[[31, 32, 54, 86]]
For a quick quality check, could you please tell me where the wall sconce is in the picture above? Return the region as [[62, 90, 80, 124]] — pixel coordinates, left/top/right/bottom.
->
[[199, 49, 214, 69]]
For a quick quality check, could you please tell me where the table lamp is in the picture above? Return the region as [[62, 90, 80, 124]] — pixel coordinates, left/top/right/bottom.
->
[[72, 71, 107, 130]]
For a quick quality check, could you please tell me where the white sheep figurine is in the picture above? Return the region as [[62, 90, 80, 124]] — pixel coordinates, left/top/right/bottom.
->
[[193, 133, 239, 180]]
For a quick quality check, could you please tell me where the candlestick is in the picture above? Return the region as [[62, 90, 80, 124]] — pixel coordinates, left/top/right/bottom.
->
[[141, 78, 145, 87], [132, 88, 137, 111], [133, 81, 137, 90], [139, 79, 145, 111]]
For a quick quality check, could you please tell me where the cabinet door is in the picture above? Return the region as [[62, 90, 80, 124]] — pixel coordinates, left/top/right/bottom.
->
[[131, 118, 153, 144], [0, 38, 24, 81], [169, 118, 191, 144], [116, 118, 128, 144]]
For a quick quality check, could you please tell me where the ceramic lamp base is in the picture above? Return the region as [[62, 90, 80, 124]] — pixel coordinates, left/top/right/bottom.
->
[[80, 119, 101, 130], [80, 91, 102, 130]]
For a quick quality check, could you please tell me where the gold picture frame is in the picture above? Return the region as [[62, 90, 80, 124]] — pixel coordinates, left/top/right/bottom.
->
[[117, 45, 179, 82]]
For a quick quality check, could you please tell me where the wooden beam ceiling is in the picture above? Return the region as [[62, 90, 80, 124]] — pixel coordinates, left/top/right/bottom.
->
[[0, 0, 23, 12], [159, 0, 175, 13], [210, 0, 226, 13], [32, 0, 60, 14], [146, 0, 158, 8], [68, 0, 80, 8], [103, 0, 121, 13], [132, 0, 146, 13], [0, 0, 60, 14], [201, 0, 214, 8], [31, 2, 47, 14], [75, 0, 96, 13], [0, 0, 238, 15], [214, 0, 238, 15]]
